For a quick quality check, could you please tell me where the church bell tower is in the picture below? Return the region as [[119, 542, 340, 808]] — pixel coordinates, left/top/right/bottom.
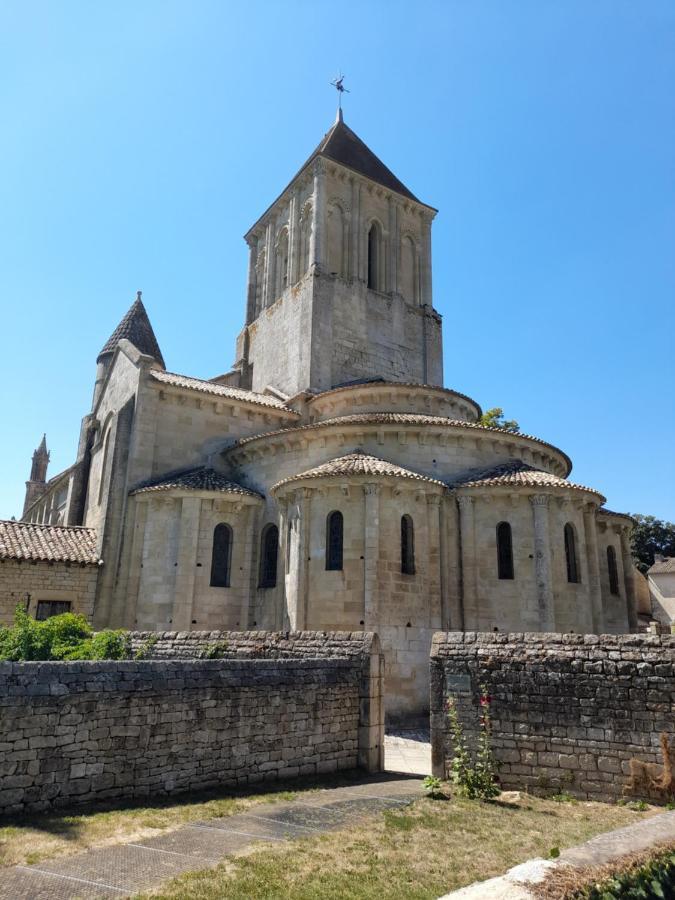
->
[[232, 110, 443, 397]]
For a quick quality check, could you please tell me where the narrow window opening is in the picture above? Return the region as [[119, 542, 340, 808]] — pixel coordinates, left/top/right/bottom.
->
[[367, 224, 380, 291], [259, 524, 279, 588], [210, 523, 232, 587], [401, 515, 415, 575], [326, 511, 343, 571], [607, 545, 619, 595], [564, 523, 579, 584], [496, 522, 514, 580]]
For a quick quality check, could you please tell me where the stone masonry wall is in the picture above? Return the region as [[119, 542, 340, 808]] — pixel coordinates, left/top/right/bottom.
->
[[0, 560, 98, 627], [431, 632, 675, 802], [0, 643, 384, 814]]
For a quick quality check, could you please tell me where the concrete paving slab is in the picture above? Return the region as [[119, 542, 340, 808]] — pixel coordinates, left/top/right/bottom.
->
[[0, 867, 124, 900]]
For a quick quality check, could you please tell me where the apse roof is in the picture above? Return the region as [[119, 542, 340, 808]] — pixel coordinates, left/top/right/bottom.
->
[[272, 450, 446, 491], [131, 466, 261, 498], [98, 293, 165, 368], [451, 461, 604, 500]]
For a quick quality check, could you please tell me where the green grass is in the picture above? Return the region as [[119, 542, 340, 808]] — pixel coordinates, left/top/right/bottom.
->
[[140, 794, 656, 900]]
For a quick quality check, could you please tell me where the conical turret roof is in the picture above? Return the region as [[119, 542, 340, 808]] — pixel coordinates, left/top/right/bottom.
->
[[98, 292, 165, 368]]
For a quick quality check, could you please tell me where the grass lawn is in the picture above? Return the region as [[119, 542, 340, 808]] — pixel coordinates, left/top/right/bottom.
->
[[139, 794, 656, 900], [0, 781, 303, 869]]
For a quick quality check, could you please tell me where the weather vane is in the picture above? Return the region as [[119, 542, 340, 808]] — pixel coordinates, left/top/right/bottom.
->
[[330, 72, 349, 112]]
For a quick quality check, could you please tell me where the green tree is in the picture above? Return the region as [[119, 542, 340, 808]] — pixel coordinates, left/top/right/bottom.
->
[[630, 514, 675, 575], [479, 407, 520, 433]]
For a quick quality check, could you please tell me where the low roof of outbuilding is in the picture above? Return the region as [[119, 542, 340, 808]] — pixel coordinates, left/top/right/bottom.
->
[[0, 520, 99, 564]]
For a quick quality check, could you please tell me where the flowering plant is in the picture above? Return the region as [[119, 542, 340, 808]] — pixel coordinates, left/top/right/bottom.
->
[[446, 685, 500, 800]]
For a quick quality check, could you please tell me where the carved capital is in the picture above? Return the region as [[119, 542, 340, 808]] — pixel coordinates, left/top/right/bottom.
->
[[456, 495, 474, 510], [363, 483, 380, 497], [426, 493, 441, 508], [529, 493, 550, 508]]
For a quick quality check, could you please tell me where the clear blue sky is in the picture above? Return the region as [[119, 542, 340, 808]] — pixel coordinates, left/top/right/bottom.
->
[[1, 1, 673, 521]]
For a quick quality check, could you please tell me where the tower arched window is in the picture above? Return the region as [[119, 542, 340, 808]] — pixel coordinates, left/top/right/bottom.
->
[[326, 511, 343, 571], [299, 203, 312, 277], [564, 523, 579, 584], [401, 515, 415, 575], [496, 522, 514, 580], [327, 202, 346, 277], [259, 524, 279, 589], [210, 523, 233, 588], [607, 545, 619, 595], [367, 222, 383, 291]]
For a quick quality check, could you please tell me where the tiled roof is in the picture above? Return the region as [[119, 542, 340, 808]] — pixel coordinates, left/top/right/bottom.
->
[[0, 520, 99, 564], [273, 451, 446, 490], [307, 381, 481, 414], [597, 508, 635, 522], [131, 467, 261, 498], [98, 295, 165, 367], [451, 461, 605, 500], [648, 557, 675, 575], [150, 370, 297, 413], [228, 414, 572, 474]]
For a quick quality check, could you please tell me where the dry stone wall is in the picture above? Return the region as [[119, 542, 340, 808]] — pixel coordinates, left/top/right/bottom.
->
[[430, 632, 675, 802], [0, 632, 384, 814]]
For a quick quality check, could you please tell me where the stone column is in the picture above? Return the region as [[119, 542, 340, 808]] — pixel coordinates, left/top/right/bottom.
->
[[122, 499, 147, 628], [530, 494, 555, 631], [297, 489, 312, 629], [350, 178, 360, 280], [457, 495, 477, 629], [363, 484, 380, 627], [243, 503, 261, 630], [245, 239, 257, 324], [620, 527, 638, 631], [171, 497, 202, 631], [277, 498, 290, 630], [583, 503, 604, 633], [444, 495, 462, 630], [426, 494, 442, 628], [262, 221, 273, 309], [309, 159, 325, 271]]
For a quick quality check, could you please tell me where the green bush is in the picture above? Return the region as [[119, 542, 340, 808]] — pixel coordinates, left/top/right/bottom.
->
[[576, 847, 675, 899], [0, 606, 132, 661]]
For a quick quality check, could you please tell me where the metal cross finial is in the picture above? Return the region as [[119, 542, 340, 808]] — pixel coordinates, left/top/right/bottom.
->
[[330, 72, 350, 111]]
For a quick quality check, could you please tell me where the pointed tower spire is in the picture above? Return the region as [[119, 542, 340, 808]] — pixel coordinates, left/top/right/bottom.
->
[[97, 292, 165, 368], [23, 434, 50, 516]]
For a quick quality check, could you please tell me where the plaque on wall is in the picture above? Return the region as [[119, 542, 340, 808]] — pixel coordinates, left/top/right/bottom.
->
[[446, 673, 471, 692]]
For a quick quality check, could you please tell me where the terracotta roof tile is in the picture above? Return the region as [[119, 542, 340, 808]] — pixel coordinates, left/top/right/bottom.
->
[[98, 296, 165, 367], [307, 381, 481, 415], [648, 557, 675, 575], [273, 451, 446, 491], [0, 520, 99, 564], [228, 414, 572, 475], [451, 461, 605, 500], [150, 370, 298, 413], [131, 467, 261, 498]]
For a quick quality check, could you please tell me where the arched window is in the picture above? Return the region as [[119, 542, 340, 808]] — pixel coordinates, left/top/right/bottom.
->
[[564, 523, 579, 584], [327, 202, 345, 277], [496, 522, 514, 580], [401, 515, 415, 575], [367, 222, 382, 291], [274, 228, 289, 299], [607, 545, 619, 595], [259, 524, 279, 589], [210, 523, 232, 588], [326, 511, 343, 571]]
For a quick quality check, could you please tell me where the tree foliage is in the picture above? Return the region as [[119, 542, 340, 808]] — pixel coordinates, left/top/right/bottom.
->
[[630, 515, 675, 575], [479, 407, 520, 433], [0, 607, 131, 661]]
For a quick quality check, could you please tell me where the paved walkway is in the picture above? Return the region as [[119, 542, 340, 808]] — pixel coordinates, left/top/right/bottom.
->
[[0, 775, 423, 899], [385, 727, 432, 775]]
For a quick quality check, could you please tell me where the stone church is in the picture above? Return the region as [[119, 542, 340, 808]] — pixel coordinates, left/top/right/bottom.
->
[[2, 110, 637, 717]]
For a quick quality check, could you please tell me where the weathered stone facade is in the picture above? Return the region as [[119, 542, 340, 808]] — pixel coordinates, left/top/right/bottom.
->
[[430, 632, 675, 802], [0, 631, 384, 814], [8, 112, 638, 719], [0, 560, 97, 626]]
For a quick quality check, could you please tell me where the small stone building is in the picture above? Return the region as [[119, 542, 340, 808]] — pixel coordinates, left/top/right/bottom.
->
[[5, 111, 637, 717], [648, 555, 675, 627]]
